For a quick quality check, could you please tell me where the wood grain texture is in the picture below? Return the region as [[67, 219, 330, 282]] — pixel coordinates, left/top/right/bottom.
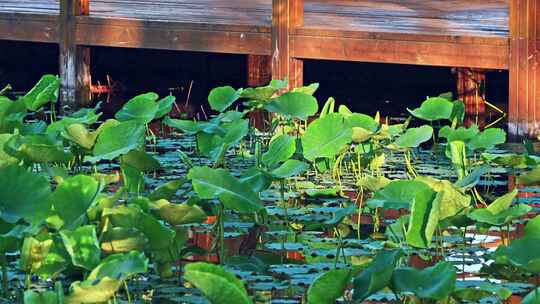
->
[[509, 0, 540, 137]]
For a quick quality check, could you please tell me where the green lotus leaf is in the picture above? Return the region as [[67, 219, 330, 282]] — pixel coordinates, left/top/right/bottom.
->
[[63, 123, 97, 150], [264, 92, 318, 120], [439, 125, 479, 142], [517, 166, 540, 186], [500, 237, 540, 273], [302, 113, 352, 161], [4, 134, 74, 164], [0, 165, 51, 224], [91, 120, 145, 162], [64, 278, 122, 304], [188, 166, 263, 213], [88, 251, 148, 281], [307, 269, 351, 304], [0, 97, 26, 133], [523, 287, 540, 304], [208, 86, 243, 112], [100, 227, 149, 254], [468, 128, 506, 150], [154, 200, 207, 226], [155, 95, 176, 119], [468, 204, 531, 226], [345, 113, 379, 132], [115, 92, 159, 124], [271, 159, 309, 179], [60, 225, 100, 270], [405, 185, 438, 248], [367, 180, 431, 210], [120, 149, 161, 172], [408, 97, 454, 121], [262, 134, 296, 167], [525, 215, 540, 238], [0, 133, 18, 168], [391, 262, 456, 300], [353, 249, 403, 302], [49, 175, 101, 229], [24, 289, 60, 304], [239, 168, 272, 192], [392, 125, 433, 149], [184, 262, 252, 304], [23, 74, 59, 111], [149, 179, 187, 201]]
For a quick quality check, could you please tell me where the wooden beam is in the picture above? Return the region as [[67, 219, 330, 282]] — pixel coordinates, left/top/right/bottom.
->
[[247, 55, 272, 130], [455, 68, 487, 128], [59, 0, 91, 113], [509, 0, 540, 138], [271, 0, 303, 89]]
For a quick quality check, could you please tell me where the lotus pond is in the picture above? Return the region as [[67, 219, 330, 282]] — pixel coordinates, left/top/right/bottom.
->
[[2, 76, 540, 304]]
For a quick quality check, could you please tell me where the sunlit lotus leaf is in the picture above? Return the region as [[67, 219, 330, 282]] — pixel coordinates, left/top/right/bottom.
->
[[115, 92, 159, 124], [0, 165, 51, 224], [391, 262, 456, 300], [189, 166, 263, 213], [63, 123, 97, 149], [292, 83, 319, 96], [23, 74, 59, 111], [49, 175, 101, 229], [367, 180, 431, 210], [0, 134, 18, 168], [184, 262, 252, 304], [264, 92, 318, 120], [302, 113, 352, 161], [468, 128, 506, 150], [392, 125, 433, 149], [5, 134, 73, 164], [88, 251, 148, 281], [154, 200, 207, 226], [353, 249, 403, 302], [345, 113, 379, 132], [405, 186, 438, 248], [439, 125, 479, 142], [240, 168, 272, 193], [100, 227, 149, 253], [307, 269, 351, 304], [208, 86, 243, 112], [0, 97, 26, 133], [271, 159, 309, 179], [60, 225, 100, 270], [408, 97, 453, 121], [149, 179, 187, 201], [24, 289, 60, 304], [91, 120, 145, 162], [155, 95, 176, 119], [262, 134, 296, 167], [320, 97, 335, 118]]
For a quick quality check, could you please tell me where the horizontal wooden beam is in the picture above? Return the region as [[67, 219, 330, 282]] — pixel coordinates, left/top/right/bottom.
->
[[291, 33, 509, 69], [75, 17, 271, 55], [0, 13, 57, 43]]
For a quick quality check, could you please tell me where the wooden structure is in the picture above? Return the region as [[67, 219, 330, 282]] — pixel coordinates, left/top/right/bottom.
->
[[0, 0, 537, 136]]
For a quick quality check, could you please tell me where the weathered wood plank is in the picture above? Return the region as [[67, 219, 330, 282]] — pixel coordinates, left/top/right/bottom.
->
[[508, 0, 540, 138], [247, 55, 271, 130], [272, 0, 303, 88], [456, 68, 487, 128], [59, 0, 91, 112]]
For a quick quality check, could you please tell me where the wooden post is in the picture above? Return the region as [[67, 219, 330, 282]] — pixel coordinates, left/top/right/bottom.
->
[[247, 55, 272, 130], [271, 0, 304, 89], [59, 0, 91, 113], [455, 68, 487, 128], [509, 0, 540, 138]]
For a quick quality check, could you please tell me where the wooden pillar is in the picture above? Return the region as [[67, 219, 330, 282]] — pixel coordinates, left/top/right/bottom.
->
[[455, 68, 487, 128], [509, 0, 540, 138], [271, 0, 304, 89], [247, 55, 272, 130], [59, 0, 91, 113]]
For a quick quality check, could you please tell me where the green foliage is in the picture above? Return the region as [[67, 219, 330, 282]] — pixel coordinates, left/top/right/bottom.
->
[[184, 262, 252, 304]]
